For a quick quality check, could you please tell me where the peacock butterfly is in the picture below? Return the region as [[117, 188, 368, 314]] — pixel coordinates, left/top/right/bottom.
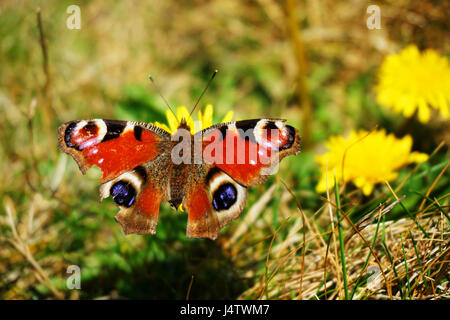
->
[[58, 116, 300, 239], [58, 76, 301, 240]]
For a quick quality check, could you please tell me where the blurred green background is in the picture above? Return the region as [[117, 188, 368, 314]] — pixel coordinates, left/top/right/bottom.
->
[[0, 0, 448, 299]]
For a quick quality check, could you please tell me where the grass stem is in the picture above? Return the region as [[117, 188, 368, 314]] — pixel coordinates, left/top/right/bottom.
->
[[334, 174, 349, 299]]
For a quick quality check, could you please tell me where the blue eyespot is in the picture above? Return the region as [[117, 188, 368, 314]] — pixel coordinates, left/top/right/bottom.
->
[[110, 181, 136, 208], [212, 183, 237, 211]]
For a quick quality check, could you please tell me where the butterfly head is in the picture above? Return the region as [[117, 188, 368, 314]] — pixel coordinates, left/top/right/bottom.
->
[[176, 117, 191, 133]]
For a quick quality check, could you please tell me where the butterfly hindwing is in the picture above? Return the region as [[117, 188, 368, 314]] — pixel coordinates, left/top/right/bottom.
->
[[184, 166, 247, 240], [99, 160, 170, 235]]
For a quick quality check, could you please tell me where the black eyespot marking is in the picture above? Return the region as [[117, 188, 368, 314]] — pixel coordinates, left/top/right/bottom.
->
[[278, 125, 296, 151], [235, 120, 258, 143], [110, 181, 136, 208], [217, 125, 228, 141], [237, 128, 256, 143], [235, 119, 259, 132], [212, 183, 237, 211], [264, 121, 279, 130], [206, 167, 221, 184], [134, 165, 147, 182], [134, 126, 143, 141], [102, 121, 125, 142], [64, 122, 81, 150], [85, 121, 97, 130]]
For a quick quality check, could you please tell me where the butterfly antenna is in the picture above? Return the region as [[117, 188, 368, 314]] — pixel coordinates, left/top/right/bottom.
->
[[149, 75, 178, 123], [189, 69, 218, 117]]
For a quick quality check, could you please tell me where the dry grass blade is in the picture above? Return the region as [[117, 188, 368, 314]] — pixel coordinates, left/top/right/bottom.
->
[[2, 196, 64, 299], [279, 178, 307, 299], [226, 184, 277, 248], [186, 275, 194, 300], [259, 216, 290, 299], [345, 196, 405, 243], [418, 160, 449, 212], [36, 7, 54, 146]]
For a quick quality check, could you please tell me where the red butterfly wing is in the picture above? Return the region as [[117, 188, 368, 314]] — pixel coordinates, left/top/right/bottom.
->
[[59, 119, 171, 235], [98, 163, 169, 235], [199, 119, 301, 187], [58, 119, 170, 182], [183, 166, 247, 240], [59, 118, 301, 239]]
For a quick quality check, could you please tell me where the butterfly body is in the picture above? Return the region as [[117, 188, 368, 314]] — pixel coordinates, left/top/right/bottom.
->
[[58, 117, 300, 239]]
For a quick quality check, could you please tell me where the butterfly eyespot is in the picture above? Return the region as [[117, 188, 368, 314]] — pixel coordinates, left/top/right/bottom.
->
[[63, 120, 108, 151], [64, 122, 80, 150], [257, 122, 295, 151], [278, 125, 296, 150], [212, 183, 237, 211], [110, 181, 136, 208], [82, 121, 100, 136]]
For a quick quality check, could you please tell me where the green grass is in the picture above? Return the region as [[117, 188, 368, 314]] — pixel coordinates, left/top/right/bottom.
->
[[334, 175, 348, 300]]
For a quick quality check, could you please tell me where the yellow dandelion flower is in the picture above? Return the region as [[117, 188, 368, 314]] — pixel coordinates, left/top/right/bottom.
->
[[315, 129, 428, 196], [153, 104, 234, 135], [376, 45, 450, 123]]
